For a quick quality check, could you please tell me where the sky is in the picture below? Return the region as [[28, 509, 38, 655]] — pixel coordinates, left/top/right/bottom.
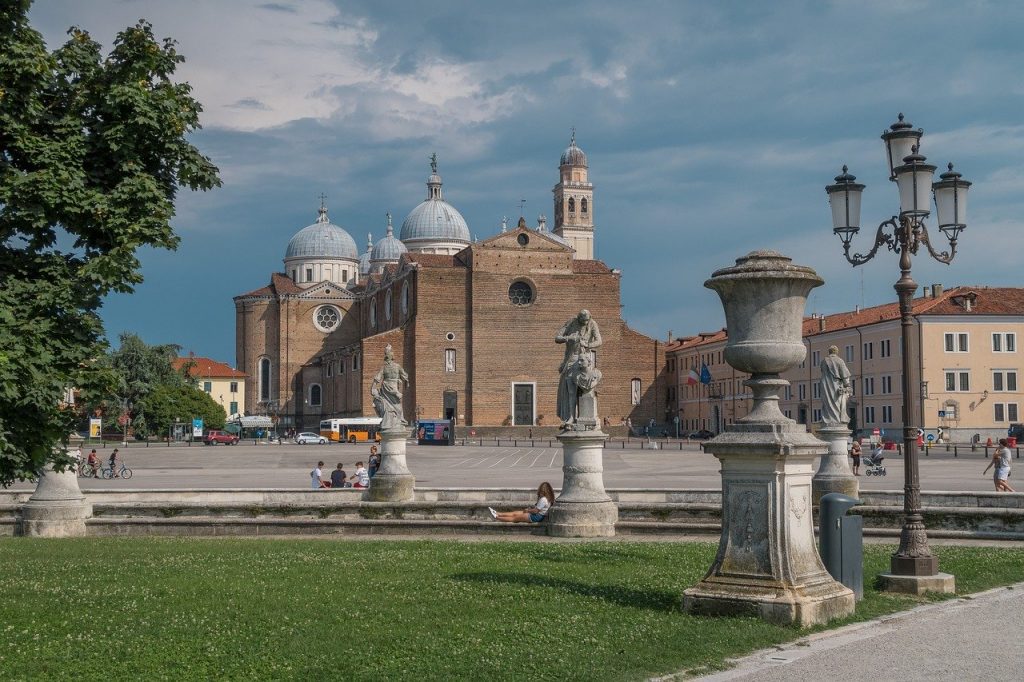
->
[[29, 0, 1024, 366]]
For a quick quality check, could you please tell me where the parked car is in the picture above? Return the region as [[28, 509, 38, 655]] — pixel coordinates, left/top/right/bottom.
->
[[296, 432, 328, 445], [688, 430, 715, 440], [203, 430, 239, 446]]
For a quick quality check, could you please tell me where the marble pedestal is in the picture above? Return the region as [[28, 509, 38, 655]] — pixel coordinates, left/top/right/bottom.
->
[[811, 424, 859, 505], [682, 422, 856, 627], [19, 464, 92, 537], [547, 428, 616, 537], [364, 428, 415, 503]]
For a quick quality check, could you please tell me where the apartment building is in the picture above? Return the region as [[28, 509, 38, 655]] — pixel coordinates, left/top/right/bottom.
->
[[172, 356, 247, 418], [667, 285, 1024, 442]]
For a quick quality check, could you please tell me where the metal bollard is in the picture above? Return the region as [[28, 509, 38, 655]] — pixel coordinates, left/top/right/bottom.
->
[[819, 493, 863, 600]]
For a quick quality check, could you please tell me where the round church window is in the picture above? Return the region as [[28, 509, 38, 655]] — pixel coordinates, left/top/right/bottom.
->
[[508, 281, 534, 306], [314, 305, 341, 332], [517, 233, 529, 246]]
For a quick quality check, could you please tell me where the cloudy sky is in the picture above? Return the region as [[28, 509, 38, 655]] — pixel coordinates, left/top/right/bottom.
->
[[30, 0, 1024, 365]]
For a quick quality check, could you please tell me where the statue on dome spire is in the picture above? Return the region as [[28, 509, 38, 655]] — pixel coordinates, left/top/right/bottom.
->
[[316, 193, 328, 223], [386, 211, 393, 236], [430, 152, 438, 174]]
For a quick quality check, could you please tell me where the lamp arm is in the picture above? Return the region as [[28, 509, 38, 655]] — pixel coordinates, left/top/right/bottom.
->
[[842, 217, 898, 266], [916, 222, 957, 264]]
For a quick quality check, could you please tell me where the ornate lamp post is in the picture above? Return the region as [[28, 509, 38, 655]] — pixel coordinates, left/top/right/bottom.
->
[[826, 113, 971, 594]]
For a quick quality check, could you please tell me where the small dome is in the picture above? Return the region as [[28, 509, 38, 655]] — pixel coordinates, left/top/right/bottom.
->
[[371, 213, 408, 265], [560, 129, 587, 167], [359, 233, 373, 276], [285, 205, 358, 260], [400, 155, 470, 245]]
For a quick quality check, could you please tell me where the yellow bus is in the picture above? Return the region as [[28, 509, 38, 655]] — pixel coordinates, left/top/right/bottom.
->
[[319, 417, 382, 443]]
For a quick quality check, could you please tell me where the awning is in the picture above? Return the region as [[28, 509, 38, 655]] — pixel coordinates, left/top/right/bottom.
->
[[234, 416, 274, 428]]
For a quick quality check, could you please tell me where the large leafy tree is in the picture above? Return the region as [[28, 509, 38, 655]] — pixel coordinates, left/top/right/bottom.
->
[[0, 1, 220, 485], [139, 384, 226, 438]]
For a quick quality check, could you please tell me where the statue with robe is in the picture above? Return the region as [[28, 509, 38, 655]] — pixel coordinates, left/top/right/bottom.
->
[[555, 309, 603, 429], [819, 345, 851, 425], [371, 344, 409, 431]]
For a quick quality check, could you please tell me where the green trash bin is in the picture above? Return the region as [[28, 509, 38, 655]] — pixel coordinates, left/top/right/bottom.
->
[[819, 492, 863, 600]]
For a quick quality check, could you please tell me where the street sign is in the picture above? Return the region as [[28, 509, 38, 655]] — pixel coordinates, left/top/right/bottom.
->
[[926, 434, 935, 442], [938, 410, 946, 417]]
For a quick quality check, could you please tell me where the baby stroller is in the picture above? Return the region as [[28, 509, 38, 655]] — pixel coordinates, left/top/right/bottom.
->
[[863, 449, 887, 476]]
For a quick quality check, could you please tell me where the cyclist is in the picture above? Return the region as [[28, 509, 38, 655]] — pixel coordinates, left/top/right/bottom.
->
[[87, 449, 100, 477], [108, 448, 120, 478]]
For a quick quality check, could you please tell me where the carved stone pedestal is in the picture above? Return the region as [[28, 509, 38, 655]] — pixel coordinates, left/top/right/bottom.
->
[[812, 424, 859, 505], [682, 423, 855, 626], [547, 429, 616, 537], [364, 428, 415, 503], [18, 464, 92, 537]]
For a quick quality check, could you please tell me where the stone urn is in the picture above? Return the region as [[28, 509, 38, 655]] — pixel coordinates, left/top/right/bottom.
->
[[682, 250, 855, 627]]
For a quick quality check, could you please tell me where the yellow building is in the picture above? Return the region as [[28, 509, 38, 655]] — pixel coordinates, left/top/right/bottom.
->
[[668, 285, 1024, 442], [173, 356, 247, 418]]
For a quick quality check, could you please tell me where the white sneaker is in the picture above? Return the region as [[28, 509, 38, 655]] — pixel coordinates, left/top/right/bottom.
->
[[488, 507, 498, 519]]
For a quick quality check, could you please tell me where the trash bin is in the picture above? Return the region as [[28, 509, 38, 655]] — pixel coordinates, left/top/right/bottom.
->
[[819, 492, 863, 600]]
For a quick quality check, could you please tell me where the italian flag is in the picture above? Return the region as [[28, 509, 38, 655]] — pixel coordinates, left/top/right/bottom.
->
[[687, 367, 700, 385]]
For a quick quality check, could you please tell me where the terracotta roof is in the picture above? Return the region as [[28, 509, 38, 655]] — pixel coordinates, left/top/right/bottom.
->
[[173, 356, 247, 379], [236, 272, 303, 299], [669, 286, 1024, 351], [571, 260, 612, 274]]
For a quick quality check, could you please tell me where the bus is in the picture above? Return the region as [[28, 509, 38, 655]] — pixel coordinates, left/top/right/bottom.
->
[[319, 417, 382, 443]]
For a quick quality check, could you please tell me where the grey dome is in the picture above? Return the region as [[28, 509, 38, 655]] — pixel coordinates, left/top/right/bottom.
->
[[400, 156, 471, 244], [285, 206, 358, 260], [560, 130, 587, 167], [371, 213, 408, 264], [359, 233, 373, 275]]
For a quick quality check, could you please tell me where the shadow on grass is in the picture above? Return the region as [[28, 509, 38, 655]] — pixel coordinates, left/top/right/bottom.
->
[[451, 571, 680, 612]]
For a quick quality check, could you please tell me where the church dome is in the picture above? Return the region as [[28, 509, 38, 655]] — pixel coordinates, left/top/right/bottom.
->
[[371, 212, 408, 267], [285, 206, 358, 260], [400, 155, 471, 246], [560, 130, 587, 167]]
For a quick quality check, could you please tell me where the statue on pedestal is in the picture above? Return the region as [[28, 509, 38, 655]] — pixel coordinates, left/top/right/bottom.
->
[[555, 309, 603, 430], [371, 344, 409, 431], [819, 345, 852, 425]]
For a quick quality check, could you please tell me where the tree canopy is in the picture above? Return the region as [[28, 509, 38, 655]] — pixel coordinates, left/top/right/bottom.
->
[[140, 384, 227, 438], [0, 1, 220, 485]]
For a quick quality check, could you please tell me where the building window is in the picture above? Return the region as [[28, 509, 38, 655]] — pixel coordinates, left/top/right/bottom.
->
[[812, 350, 821, 366], [326, 361, 333, 378], [863, 377, 875, 395], [229, 401, 238, 415], [230, 381, 238, 393], [568, 197, 576, 214], [882, 405, 893, 423], [944, 403, 958, 420], [309, 384, 322, 407], [813, 408, 822, 422], [292, 269, 297, 281], [314, 305, 341, 332], [581, 198, 588, 214], [369, 301, 377, 328], [844, 345, 854, 363], [784, 385, 792, 401], [862, 342, 873, 360], [342, 270, 348, 283], [945, 370, 970, 392], [259, 357, 271, 401], [993, 333, 1017, 352], [385, 292, 393, 321], [445, 349, 456, 373], [864, 406, 875, 424], [306, 267, 313, 282], [813, 383, 821, 399], [880, 339, 891, 357], [203, 381, 211, 393], [352, 355, 360, 371], [508, 281, 534, 306], [631, 378, 641, 405], [401, 281, 410, 316], [944, 332, 969, 352], [993, 371, 1018, 392], [798, 383, 806, 401], [881, 375, 892, 394]]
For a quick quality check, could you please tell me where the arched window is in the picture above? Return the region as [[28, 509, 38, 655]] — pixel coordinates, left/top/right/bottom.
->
[[401, 281, 410, 316], [369, 301, 377, 328], [385, 291, 393, 321], [581, 198, 588, 214], [630, 378, 641, 406], [309, 384, 322, 407], [259, 357, 272, 402], [568, 197, 575, 214]]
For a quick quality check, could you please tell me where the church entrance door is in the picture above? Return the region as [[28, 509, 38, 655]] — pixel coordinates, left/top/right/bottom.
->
[[443, 390, 457, 421], [512, 383, 534, 426]]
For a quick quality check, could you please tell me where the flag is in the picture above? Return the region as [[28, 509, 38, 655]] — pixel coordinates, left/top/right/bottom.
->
[[687, 366, 700, 385], [700, 362, 712, 385]]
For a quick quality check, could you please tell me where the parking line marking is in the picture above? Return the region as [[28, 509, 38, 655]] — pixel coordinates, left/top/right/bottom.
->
[[548, 450, 558, 468], [529, 451, 545, 467], [488, 455, 511, 468]]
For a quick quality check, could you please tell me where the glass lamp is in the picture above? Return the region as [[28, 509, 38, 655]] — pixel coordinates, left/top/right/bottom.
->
[[881, 113, 923, 180], [893, 146, 936, 218], [932, 163, 971, 242], [825, 165, 865, 247]]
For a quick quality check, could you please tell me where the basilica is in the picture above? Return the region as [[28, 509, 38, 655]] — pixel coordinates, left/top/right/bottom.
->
[[234, 135, 667, 431]]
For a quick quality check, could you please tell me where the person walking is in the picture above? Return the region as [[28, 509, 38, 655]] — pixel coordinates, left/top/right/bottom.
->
[[311, 461, 326, 490], [850, 438, 862, 476], [983, 439, 1015, 492], [490, 482, 555, 523]]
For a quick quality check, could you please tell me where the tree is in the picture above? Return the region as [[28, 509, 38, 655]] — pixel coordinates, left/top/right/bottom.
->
[[0, 1, 220, 485], [106, 332, 189, 435], [139, 384, 226, 438]]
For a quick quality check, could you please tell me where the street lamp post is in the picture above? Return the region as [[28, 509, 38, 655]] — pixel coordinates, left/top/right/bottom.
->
[[826, 113, 970, 594]]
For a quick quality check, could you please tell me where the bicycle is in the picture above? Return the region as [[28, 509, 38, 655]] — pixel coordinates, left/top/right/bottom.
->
[[79, 462, 101, 478], [101, 463, 133, 480]]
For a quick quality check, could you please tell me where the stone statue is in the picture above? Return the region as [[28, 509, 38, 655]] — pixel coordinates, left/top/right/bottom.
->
[[555, 309, 603, 428], [573, 353, 603, 427], [819, 345, 851, 425], [371, 344, 409, 431]]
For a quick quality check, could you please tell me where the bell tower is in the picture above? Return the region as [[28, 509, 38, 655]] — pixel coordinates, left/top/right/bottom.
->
[[552, 129, 594, 259]]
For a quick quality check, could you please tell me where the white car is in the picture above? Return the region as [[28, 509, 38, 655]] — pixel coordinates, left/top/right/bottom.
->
[[296, 432, 327, 445]]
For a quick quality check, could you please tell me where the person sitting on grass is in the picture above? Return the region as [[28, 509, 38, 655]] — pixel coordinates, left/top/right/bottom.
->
[[350, 461, 370, 489], [490, 482, 555, 523]]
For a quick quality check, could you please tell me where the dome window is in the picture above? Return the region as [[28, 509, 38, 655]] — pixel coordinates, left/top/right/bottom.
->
[[314, 305, 341, 332], [508, 281, 534, 307]]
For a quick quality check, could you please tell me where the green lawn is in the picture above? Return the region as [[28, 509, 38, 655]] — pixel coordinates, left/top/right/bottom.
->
[[1, 539, 1022, 681]]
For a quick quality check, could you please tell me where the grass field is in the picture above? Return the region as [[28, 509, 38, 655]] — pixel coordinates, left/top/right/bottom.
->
[[1, 539, 1023, 681]]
